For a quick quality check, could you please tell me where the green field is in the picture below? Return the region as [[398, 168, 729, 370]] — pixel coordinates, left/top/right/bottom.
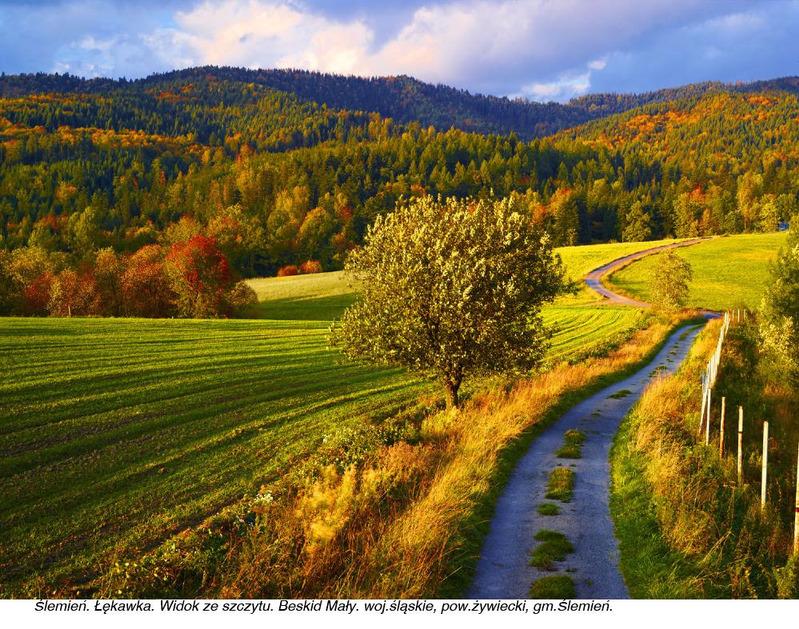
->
[[0, 317, 426, 592], [606, 233, 788, 311], [555, 238, 685, 281], [0, 238, 669, 593]]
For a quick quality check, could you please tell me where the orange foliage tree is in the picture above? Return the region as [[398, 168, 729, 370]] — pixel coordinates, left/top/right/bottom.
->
[[121, 245, 176, 318], [165, 235, 233, 318]]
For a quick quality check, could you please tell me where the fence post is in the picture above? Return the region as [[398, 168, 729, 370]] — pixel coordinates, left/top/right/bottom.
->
[[761, 420, 769, 509], [699, 376, 707, 433], [794, 442, 799, 555], [705, 388, 712, 446], [737, 406, 744, 485], [719, 396, 726, 457]]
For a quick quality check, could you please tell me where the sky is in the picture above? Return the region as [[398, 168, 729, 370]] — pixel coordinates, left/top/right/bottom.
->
[[0, 0, 798, 102]]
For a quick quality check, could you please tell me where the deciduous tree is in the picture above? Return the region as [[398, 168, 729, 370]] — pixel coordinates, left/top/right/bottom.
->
[[331, 196, 568, 408], [650, 250, 693, 311], [166, 235, 233, 318]]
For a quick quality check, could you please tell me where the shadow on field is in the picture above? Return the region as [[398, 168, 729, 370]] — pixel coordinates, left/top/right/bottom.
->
[[248, 294, 357, 321]]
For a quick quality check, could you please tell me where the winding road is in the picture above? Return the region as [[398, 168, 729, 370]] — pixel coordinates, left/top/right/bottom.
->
[[584, 238, 704, 306], [469, 239, 706, 599]]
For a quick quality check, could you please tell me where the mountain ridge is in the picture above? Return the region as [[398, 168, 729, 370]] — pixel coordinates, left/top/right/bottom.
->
[[3, 66, 799, 138]]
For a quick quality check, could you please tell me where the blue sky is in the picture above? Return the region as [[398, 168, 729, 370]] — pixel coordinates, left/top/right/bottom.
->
[[1, 0, 797, 101]]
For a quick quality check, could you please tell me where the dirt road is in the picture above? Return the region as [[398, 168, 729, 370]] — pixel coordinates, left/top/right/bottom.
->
[[584, 239, 703, 306]]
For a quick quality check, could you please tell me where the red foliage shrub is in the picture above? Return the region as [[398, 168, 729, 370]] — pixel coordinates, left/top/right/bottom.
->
[[166, 235, 233, 318], [276, 265, 299, 277], [299, 260, 323, 274], [22, 272, 54, 316]]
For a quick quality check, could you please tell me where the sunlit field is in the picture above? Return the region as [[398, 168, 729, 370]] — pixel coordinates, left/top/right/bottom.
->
[[0, 238, 669, 594], [607, 233, 788, 311]]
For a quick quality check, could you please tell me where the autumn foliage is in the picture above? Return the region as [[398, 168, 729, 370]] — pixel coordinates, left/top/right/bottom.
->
[[0, 239, 253, 319], [276, 265, 299, 277], [166, 235, 232, 318]]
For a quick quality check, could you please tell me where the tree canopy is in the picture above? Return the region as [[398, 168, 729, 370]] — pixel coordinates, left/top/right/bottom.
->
[[760, 219, 799, 380], [331, 196, 568, 407], [650, 250, 693, 311]]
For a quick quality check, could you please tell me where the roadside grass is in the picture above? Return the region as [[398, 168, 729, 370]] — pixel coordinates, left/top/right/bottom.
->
[[609, 318, 798, 598], [546, 468, 575, 501], [529, 575, 576, 599], [610, 406, 705, 598], [607, 388, 632, 399], [530, 530, 574, 570], [606, 232, 787, 311]]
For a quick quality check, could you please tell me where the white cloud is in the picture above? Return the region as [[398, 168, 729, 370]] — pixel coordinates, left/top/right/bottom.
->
[[519, 71, 591, 101], [4, 0, 794, 101], [164, 0, 374, 74], [137, 0, 734, 98]]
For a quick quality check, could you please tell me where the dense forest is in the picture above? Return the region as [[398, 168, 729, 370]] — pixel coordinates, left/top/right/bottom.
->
[[0, 68, 797, 317]]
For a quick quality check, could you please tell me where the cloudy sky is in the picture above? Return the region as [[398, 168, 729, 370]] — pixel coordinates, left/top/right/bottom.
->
[[1, 0, 797, 101]]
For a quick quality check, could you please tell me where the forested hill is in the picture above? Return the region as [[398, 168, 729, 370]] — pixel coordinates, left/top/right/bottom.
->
[[3, 67, 799, 139], [0, 67, 591, 139], [2, 68, 799, 318]]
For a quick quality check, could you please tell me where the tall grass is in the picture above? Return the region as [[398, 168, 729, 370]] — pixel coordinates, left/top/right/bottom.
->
[[611, 318, 799, 598], [96, 314, 695, 598]]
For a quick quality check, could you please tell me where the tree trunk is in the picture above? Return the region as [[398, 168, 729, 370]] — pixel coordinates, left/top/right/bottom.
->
[[444, 376, 461, 409]]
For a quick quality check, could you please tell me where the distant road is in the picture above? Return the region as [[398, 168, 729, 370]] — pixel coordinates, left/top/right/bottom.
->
[[584, 238, 705, 307]]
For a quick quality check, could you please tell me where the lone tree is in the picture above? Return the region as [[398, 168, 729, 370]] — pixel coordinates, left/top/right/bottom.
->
[[650, 250, 693, 310], [331, 196, 568, 408]]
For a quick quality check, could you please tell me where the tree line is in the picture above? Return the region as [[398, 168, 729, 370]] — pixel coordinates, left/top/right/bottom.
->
[[1, 75, 798, 317]]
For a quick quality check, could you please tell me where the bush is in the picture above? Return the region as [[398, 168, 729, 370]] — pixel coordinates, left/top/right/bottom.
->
[[299, 260, 323, 274], [276, 265, 299, 277], [227, 281, 258, 313]]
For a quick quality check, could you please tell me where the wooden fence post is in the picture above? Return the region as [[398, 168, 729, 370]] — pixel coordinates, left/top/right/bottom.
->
[[737, 406, 744, 485], [719, 396, 726, 457], [699, 376, 707, 434], [705, 389, 712, 446], [794, 441, 799, 555], [761, 420, 769, 509]]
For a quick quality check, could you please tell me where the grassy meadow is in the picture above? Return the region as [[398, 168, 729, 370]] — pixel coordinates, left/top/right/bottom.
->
[[607, 233, 788, 310], [0, 237, 677, 594], [0, 317, 427, 593]]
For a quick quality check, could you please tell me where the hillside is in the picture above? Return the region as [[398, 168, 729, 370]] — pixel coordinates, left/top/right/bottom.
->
[[0, 67, 593, 139], [2, 70, 799, 320], [606, 232, 788, 311], [5, 68, 799, 140], [0, 237, 677, 595]]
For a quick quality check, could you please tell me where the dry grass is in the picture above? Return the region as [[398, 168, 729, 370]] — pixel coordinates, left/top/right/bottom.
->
[[97, 313, 697, 599], [613, 318, 798, 598]]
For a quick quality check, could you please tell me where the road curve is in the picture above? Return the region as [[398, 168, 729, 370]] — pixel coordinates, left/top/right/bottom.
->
[[584, 238, 704, 306], [469, 239, 708, 599], [469, 322, 705, 599]]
